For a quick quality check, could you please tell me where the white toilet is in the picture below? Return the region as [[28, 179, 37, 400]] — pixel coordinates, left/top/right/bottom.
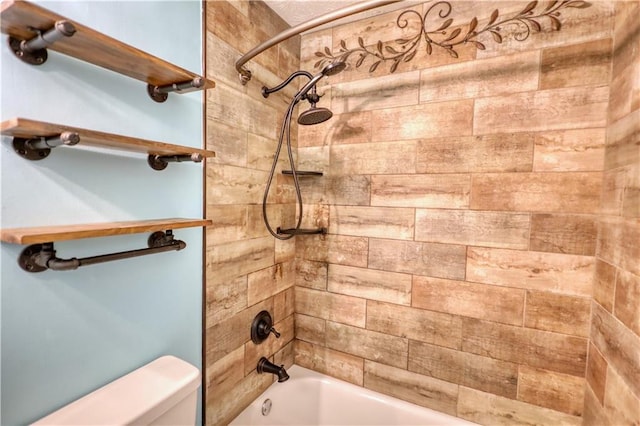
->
[[33, 356, 201, 425]]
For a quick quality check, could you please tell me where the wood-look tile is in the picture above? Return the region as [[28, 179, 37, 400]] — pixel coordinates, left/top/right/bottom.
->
[[247, 133, 281, 172], [532, 128, 606, 172], [206, 1, 279, 76], [593, 259, 616, 313], [370, 174, 470, 208], [462, 317, 588, 377], [274, 340, 295, 370], [583, 385, 611, 426], [598, 217, 640, 276], [205, 346, 244, 394], [273, 287, 294, 323], [294, 340, 364, 386], [329, 205, 415, 240], [466, 247, 594, 297], [205, 298, 272, 365], [591, 303, 640, 399], [608, 53, 639, 124], [247, 261, 294, 306], [364, 360, 459, 416], [458, 387, 581, 426], [295, 287, 366, 328], [517, 366, 585, 416], [300, 28, 332, 71], [205, 370, 273, 426], [623, 163, 640, 219], [474, 86, 609, 135], [299, 110, 372, 147], [331, 71, 420, 114], [600, 168, 626, 216], [326, 321, 408, 369], [298, 234, 369, 267], [330, 141, 417, 175], [540, 38, 612, 90], [412, 276, 525, 326], [369, 238, 467, 280], [205, 275, 247, 328], [206, 164, 269, 205], [586, 342, 608, 405], [416, 133, 534, 174], [470, 172, 602, 213], [603, 365, 640, 426], [420, 51, 539, 103], [205, 119, 247, 168], [409, 341, 518, 399], [295, 313, 326, 346], [371, 100, 474, 141], [205, 206, 249, 246], [614, 269, 640, 337], [605, 109, 640, 170], [524, 290, 591, 337], [367, 300, 462, 350], [206, 236, 274, 285], [415, 209, 530, 249], [275, 233, 296, 264], [612, 1, 639, 77], [530, 214, 598, 256], [206, 85, 279, 140], [295, 259, 328, 290], [326, 175, 371, 206], [328, 264, 411, 305]]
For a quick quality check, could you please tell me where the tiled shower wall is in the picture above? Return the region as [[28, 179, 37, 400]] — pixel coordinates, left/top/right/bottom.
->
[[584, 1, 640, 425], [203, 1, 300, 424], [295, 1, 618, 424]]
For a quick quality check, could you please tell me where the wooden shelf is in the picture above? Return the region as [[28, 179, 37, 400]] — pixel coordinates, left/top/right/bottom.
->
[[0, 0, 214, 99], [1, 118, 216, 159], [1, 218, 212, 245]]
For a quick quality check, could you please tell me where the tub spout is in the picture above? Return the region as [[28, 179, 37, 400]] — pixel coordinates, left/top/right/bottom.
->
[[257, 357, 289, 382]]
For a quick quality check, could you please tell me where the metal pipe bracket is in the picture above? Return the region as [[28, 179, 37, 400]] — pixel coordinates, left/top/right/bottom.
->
[[147, 77, 205, 103], [17, 231, 186, 273], [8, 20, 76, 65], [12, 132, 80, 161]]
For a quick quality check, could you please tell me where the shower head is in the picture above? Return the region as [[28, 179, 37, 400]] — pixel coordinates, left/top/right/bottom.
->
[[322, 61, 347, 76], [295, 61, 347, 103], [298, 105, 333, 125]]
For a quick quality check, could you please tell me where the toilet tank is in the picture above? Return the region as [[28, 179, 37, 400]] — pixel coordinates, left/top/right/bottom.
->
[[33, 356, 201, 426]]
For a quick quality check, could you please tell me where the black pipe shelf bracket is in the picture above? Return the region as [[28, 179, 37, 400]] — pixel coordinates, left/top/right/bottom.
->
[[147, 153, 204, 171], [9, 20, 76, 66], [18, 230, 186, 273], [13, 131, 80, 161]]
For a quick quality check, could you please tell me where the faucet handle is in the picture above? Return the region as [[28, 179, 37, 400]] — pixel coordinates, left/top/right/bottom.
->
[[269, 326, 281, 339], [251, 310, 281, 344]]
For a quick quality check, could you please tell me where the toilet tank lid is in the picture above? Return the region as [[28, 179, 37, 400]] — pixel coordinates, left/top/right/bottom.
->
[[33, 356, 201, 425]]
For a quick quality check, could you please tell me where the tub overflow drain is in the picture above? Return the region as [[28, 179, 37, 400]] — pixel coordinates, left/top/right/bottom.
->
[[261, 398, 272, 416]]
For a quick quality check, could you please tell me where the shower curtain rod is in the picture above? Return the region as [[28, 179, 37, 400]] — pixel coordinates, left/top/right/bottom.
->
[[235, 0, 402, 85]]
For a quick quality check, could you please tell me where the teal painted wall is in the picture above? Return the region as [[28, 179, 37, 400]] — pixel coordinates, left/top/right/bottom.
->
[[0, 1, 204, 424]]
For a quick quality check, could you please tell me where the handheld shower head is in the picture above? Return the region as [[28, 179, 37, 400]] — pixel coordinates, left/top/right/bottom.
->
[[294, 61, 347, 102], [322, 61, 347, 76]]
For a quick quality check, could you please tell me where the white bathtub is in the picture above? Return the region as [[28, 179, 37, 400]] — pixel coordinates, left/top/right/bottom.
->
[[230, 365, 478, 425]]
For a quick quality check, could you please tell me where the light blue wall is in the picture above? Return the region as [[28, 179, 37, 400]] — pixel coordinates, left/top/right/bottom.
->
[[0, 1, 204, 424]]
